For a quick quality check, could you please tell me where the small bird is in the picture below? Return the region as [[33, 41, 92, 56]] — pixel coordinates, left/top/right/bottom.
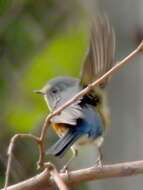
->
[[35, 15, 115, 171]]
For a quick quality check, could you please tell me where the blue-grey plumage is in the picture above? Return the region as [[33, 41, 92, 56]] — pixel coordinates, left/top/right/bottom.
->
[[47, 99, 104, 157], [35, 14, 116, 170]]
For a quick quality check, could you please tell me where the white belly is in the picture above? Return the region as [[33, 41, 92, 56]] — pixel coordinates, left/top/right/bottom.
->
[[74, 135, 104, 148]]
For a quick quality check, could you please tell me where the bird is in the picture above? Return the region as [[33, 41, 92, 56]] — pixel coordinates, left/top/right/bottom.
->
[[35, 15, 116, 171]]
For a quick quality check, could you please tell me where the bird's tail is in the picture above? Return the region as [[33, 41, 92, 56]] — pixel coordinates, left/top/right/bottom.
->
[[47, 130, 82, 157]]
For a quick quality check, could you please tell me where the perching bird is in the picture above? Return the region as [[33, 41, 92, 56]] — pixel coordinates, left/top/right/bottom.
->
[[35, 15, 115, 171]]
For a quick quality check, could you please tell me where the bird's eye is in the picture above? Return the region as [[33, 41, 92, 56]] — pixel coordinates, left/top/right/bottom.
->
[[51, 88, 58, 94]]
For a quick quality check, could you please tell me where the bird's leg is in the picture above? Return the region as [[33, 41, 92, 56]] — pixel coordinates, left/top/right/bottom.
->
[[60, 147, 78, 173], [95, 146, 103, 167]]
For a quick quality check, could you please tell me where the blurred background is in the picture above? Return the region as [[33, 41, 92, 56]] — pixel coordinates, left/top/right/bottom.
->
[[0, 0, 143, 189]]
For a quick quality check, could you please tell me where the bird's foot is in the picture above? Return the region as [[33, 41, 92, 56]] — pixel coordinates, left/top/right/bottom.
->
[[95, 158, 103, 168], [60, 165, 69, 173]]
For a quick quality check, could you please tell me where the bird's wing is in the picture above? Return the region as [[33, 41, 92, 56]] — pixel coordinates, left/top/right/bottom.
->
[[80, 15, 116, 88], [51, 102, 83, 125], [51, 86, 84, 125]]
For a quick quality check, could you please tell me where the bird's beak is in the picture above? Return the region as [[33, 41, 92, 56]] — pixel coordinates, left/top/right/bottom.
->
[[33, 90, 45, 95]]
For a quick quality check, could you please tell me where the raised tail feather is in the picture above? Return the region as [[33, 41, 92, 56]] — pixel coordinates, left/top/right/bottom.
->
[[47, 129, 82, 157]]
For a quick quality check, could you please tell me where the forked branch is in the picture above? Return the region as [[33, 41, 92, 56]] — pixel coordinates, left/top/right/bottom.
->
[[3, 160, 143, 190]]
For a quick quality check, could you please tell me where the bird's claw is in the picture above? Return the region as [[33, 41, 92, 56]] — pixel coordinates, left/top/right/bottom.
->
[[60, 165, 69, 173], [95, 158, 103, 168]]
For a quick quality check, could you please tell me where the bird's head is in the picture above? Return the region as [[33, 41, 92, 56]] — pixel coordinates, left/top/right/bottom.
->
[[34, 76, 78, 111]]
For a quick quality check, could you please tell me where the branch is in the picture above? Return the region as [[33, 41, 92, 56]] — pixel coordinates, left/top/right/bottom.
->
[[4, 134, 40, 190], [44, 163, 69, 190], [4, 41, 143, 190], [37, 40, 143, 168], [3, 160, 143, 190]]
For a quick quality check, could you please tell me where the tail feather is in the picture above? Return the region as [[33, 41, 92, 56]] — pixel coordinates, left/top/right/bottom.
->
[[47, 130, 82, 157]]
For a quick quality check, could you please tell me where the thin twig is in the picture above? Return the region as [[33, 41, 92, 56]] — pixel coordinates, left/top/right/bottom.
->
[[4, 134, 40, 190], [3, 160, 143, 190], [37, 119, 51, 169], [37, 41, 143, 168], [44, 162, 69, 190]]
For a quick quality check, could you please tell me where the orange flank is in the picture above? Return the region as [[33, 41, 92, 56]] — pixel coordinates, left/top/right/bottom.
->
[[52, 123, 68, 136]]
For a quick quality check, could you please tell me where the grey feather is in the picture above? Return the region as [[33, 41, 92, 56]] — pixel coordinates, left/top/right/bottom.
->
[[51, 84, 84, 125], [80, 14, 116, 88]]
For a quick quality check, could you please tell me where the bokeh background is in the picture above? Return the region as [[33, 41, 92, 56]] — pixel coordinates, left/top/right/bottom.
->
[[0, 0, 143, 189]]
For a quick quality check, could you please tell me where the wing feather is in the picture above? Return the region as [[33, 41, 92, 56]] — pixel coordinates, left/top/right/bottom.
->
[[51, 85, 83, 125], [80, 15, 116, 88]]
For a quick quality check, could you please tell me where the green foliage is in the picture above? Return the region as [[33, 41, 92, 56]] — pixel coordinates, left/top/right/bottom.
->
[[0, 0, 10, 15], [5, 26, 88, 132], [24, 28, 87, 89], [0, 0, 89, 186]]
